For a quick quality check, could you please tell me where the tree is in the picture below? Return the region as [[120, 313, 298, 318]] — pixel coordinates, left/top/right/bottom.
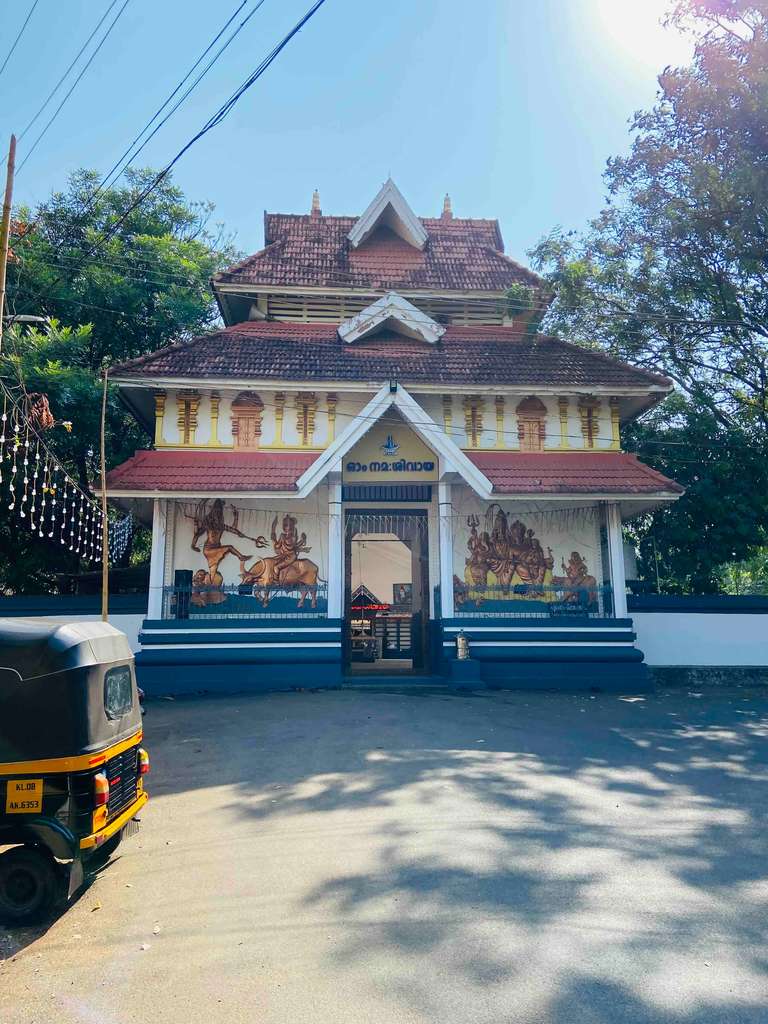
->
[[8, 168, 238, 368], [0, 171, 238, 593], [530, 0, 768, 590], [623, 397, 768, 592]]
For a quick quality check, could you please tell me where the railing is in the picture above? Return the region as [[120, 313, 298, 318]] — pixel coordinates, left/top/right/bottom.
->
[[161, 582, 329, 620], [453, 583, 615, 619]]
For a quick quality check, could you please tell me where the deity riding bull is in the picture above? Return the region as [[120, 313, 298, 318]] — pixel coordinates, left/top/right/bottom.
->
[[240, 514, 321, 608]]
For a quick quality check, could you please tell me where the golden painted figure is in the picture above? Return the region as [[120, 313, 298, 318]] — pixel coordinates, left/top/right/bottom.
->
[[555, 551, 598, 605], [188, 498, 265, 587], [271, 514, 311, 580]]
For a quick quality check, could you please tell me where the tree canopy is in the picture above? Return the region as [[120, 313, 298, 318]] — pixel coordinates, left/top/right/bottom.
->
[[0, 171, 237, 593], [531, 0, 768, 591]]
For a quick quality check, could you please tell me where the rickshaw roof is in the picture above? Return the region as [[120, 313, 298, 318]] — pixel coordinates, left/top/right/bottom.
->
[[0, 618, 133, 681]]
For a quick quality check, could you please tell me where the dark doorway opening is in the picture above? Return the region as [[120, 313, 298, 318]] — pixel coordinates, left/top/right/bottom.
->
[[344, 509, 429, 675]]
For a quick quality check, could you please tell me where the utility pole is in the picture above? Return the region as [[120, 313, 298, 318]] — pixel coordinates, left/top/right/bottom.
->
[[100, 366, 110, 622], [0, 134, 16, 357]]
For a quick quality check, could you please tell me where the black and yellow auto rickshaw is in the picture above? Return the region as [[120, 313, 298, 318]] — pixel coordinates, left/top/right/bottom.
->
[[0, 619, 149, 923]]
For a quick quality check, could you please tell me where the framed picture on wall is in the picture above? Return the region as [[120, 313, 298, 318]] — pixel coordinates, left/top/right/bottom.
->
[[393, 583, 412, 606]]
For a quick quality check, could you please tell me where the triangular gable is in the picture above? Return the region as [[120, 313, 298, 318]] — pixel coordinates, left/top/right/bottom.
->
[[351, 584, 384, 607], [338, 291, 445, 345], [347, 178, 428, 250], [295, 384, 493, 499]]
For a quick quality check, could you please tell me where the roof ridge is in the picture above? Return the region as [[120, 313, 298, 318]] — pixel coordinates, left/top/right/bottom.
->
[[110, 327, 228, 375], [214, 240, 284, 278], [534, 333, 672, 386]]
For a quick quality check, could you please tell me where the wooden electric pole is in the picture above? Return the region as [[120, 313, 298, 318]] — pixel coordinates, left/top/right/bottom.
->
[[0, 133, 17, 356], [100, 367, 109, 621]]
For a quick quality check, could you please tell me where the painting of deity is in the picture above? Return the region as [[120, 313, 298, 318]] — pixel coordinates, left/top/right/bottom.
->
[[185, 499, 324, 612], [453, 503, 598, 612]]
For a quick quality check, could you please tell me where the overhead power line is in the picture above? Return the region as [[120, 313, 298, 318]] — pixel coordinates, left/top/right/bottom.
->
[[9, 0, 330, 327], [94, 0, 268, 202], [17, 0, 133, 175], [12, 0, 122, 152], [0, 0, 40, 81]]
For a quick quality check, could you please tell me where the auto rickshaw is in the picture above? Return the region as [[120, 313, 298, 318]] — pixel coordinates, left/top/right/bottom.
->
[[0, 619, 149, 923]]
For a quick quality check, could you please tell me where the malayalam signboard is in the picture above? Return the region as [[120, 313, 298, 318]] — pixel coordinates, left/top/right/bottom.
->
[[342, 422, 439, 483]]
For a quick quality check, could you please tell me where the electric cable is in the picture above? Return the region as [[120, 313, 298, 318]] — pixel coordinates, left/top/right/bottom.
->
[[17, 0, 133, 174], [0, 0, 40, 80]]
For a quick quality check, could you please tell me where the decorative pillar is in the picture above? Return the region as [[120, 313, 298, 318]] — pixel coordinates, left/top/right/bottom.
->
[[147, 498, 168, 620], [153, 392, 166, 448], [274, 392, 285, 447], [438, 479, 454, 619], [609, 397, 621, 450], [326, 392, 337, 444], [442, 394, 453, 436], [176, 391, 200, 446], [558, 396, 569, 450], [494, 395, 505, 448], [578, 397, 599, 449], [463, 396, 484, 448], [605, 502, 628, 618], [296, 392, 317, 447], [209, 393, 221, 446], [327, 476, 343, 620]]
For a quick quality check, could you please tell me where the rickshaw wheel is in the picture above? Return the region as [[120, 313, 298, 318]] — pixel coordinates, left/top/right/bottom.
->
[[0, 846, 61, 924]]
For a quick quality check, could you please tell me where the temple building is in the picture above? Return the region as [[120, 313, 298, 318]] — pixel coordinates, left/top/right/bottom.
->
[[107, 180, 683, 691]]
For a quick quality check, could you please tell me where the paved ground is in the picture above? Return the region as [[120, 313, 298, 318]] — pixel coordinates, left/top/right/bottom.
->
[[1, 685, 767, 1024]]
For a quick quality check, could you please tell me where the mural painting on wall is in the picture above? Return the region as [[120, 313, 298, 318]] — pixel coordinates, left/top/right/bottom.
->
[[187, 499, 324, 611], [453, 504, 598, 611]]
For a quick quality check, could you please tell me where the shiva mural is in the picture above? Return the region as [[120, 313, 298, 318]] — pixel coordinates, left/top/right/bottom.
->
[[185, 499, 323, 611], [453, 503, 598, 611]]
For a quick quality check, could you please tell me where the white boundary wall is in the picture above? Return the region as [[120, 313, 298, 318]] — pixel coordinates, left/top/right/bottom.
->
[[633, 613, 768, 667], [8, 614, 145, 653]]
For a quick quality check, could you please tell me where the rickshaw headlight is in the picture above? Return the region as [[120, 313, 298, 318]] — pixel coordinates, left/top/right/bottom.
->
[[138, 748, 150, 775], [93, 771, 110, 807]]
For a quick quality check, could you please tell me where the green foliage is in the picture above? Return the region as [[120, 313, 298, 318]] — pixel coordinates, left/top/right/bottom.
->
[[623, 397, 768, 592], [0, 170, 238, 593], [9, 168, 238, 368], [719, 547, 768, 594], [531, 1, 768, 590], [531, 3, 768, 432]]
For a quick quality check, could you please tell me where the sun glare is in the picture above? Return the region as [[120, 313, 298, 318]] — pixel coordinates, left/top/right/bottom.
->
[[591, 0, 694, 70]]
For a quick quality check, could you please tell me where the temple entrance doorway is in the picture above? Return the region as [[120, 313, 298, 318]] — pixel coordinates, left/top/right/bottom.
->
[[343, 510, 429, 675]]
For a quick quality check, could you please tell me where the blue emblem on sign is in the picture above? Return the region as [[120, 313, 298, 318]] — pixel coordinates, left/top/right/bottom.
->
[[380, 434, 400, 457]]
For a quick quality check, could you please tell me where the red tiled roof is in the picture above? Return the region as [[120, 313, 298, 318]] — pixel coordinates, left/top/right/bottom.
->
[[466, 451, 684, 495], [106, 448, 681, 497], [106, 450, 318, 493], [111, 321, 671, 389], [214, 216, 542, 292]]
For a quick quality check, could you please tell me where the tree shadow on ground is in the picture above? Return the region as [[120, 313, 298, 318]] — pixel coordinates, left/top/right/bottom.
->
[[156, 686, 768, 1022]]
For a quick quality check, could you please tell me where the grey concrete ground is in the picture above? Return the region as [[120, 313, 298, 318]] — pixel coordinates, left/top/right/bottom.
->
[[1, 686, 767, 1024]]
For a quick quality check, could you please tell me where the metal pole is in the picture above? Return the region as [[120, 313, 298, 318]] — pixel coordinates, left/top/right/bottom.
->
[[0, 134, 17, 356], [100, 367, 109, 621]]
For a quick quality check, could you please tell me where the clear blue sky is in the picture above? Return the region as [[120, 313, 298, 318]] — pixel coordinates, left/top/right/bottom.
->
[[3, 0, 692, 265]]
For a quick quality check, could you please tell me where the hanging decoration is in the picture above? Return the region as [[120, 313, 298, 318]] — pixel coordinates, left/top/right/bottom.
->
[[0, 382, 105, 564], [108, 512, 133, 564]]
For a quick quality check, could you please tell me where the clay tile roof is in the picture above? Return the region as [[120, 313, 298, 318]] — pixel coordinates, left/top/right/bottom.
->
[[214, 214, 542, 292], [466, 451, 684, 495], [110, 321, 672, 390], [105, 448, 682, 497], [106, 450, 318, 493]]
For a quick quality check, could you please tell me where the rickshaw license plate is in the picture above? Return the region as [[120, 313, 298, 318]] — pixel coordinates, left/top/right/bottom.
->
[[5, 778, 43, 814]]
